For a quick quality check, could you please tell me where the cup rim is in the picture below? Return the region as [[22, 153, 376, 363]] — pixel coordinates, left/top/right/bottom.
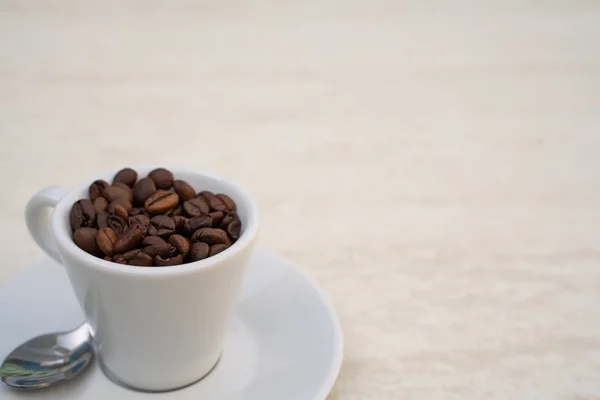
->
[[51, 165, 259, 278]]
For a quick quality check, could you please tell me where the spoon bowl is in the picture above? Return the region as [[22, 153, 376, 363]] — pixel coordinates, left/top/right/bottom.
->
[[0, 323, 93, 390]]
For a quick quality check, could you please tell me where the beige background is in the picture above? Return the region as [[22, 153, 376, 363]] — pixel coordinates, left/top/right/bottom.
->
[[1, 1, 600, 399]]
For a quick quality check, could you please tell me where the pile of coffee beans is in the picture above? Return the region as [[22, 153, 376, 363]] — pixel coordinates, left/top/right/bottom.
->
[[69, 168, 242, 267]]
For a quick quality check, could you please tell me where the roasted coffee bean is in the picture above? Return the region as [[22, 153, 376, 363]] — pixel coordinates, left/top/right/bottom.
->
[[198, 191, 215, 200], [209, 211, 224, 227], [173, 216, 187, 233], [199, 191, 226, 212], [226, 218, 241, 240], [113, 168, 137, 187], [165, 204, 183, 217], [108, 198, 133, 213], [173, 180, 196, 201], [125, 249, 154, 266], [103, 185, 132, 203], [97, 211, 109, 229], [113, 254, 128, 264], [129, 207, 146, 216], [209, 244, 229, 257], [113, 183, 134, 202], [219, 213, 235, 230], [147, 215, 175, 237], [169, 234, 190, 257], [70, 199, 96, 230], [89, 180, 109, 201], [93, 197, 108, 213], [142, 235, 166, 246], [107, 215, 128, 237], [216, 194, 236, 211], [113, 227, 144, 254], [116, 249, 151, 266], [155, 254, 183, 266], [111, 204, 129, 220], [188, 242, 209, 262], [96, 227, 118, 256], [184, 214, 212, 235], [145, 190, 179, 215], [143, 243, 173, 258], [183, 197, 209, 217], [149, 168, 174, 189], [73, 227, 101, 256], [191, 228, 228, 245], [133, 177, 156, 206], [130, 214, 150, 231]]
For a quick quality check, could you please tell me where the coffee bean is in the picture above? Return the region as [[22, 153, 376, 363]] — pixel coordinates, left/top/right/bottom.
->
[[165, 204, 183, 217], [130, 253, 154, 266], [129, 207, 146, 216], [209, 244, 229, 257], [96, 227, 118, 256], [173, 216, 187, 234], [142, 235, 166, 246], [216, 194, 236, 211], [133, 177, 156, 206], [143, 243, 173, 258], [123, 249, 154, 266], [149, 168, 174, 189], [93, 197, 108, 213], [113, 227, 144, 254], [226, 218, 241, 240], [188, 242, 209, 262], [130, 214, 150, 232], [113, 183, 134, 202], [113, 255, 128, 264], [169, 234, 190, 257], [147, 215, 175, 237], [116, 249, 153, 266], [198, 191, 214, 200], [199, 191, 226, 212], [113, 168, 138, 187], [184, 214, 212, 235], [70, 199, 96, 231], [97, 211, 109, 229], [191, 228, 228, 245], [209, 211, 224, 227], [103, 185, 132, 203], [219, 213, 235, 230], [107, 215, 128, 237], [145, 190, 179, 215], [155, 254, 183, 266], [112, 204, 128, 220], [173, 180, 196, 201], [108, 198, 133, 213], [89, 180, 109, 201], [183, 197, 209, 217], [73, 227, 101, 256]]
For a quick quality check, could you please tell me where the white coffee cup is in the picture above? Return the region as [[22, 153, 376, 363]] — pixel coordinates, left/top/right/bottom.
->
[[25, 165, 259, 391]]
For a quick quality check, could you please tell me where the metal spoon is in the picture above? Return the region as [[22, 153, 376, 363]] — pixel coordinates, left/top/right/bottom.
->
[[0, 323, 93, 390]]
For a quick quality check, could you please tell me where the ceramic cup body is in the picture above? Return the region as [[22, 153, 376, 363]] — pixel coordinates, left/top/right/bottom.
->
[[25, 166, 259, 391]]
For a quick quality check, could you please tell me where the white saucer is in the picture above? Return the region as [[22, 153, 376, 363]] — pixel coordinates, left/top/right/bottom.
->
[[0, 248, 343, 400]]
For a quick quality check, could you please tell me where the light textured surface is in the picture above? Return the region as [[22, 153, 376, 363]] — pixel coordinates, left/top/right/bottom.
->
[[1, 1, 600, 399]]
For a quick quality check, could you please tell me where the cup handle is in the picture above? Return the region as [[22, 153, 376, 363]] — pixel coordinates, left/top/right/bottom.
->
[[25, 186, 68, 263]]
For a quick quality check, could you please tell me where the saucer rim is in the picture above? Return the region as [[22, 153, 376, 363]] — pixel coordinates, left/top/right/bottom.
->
[[282, 254, 344, 399]]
